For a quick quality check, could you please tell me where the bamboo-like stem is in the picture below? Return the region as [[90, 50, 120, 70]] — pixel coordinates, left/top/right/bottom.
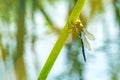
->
[[38, 0, 86, 80]]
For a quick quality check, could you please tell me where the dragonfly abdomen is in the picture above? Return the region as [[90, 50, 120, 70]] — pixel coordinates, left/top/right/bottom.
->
[[79, 33, 86, 62]]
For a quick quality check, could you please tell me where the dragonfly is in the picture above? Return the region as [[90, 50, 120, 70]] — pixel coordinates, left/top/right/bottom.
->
[[69, 19, 95, 62]]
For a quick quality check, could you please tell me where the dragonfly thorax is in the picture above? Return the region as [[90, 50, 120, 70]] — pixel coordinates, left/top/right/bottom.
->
[[72, 20, 84, 34]]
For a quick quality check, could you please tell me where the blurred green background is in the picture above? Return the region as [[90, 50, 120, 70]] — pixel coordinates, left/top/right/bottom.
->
[[0, 0, 120, 80]]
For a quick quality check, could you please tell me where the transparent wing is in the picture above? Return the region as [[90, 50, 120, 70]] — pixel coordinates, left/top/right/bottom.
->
[[82, 34, 91, 50], [83, 28, 95, 40]]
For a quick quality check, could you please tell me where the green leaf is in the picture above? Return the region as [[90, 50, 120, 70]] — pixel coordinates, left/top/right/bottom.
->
[[38, 0, 86, 80]]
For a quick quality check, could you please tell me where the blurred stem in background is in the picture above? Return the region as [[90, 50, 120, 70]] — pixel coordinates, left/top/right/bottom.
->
[[66, 39, 84, 80], [0, 33, 7, 63], [112, 0, 120, 27], [36, 0, 61, 34], [13, 0, 26, 80]]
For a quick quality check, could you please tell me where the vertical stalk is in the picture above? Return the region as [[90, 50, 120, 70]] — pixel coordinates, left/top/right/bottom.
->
[[14, 0, 26, 80], [38, 0, 86, 80]]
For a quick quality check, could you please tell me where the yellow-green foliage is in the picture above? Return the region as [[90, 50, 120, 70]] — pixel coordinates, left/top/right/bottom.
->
[[38, 0, 86, 80]]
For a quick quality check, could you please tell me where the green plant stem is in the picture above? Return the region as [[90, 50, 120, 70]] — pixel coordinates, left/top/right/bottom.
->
[[38, 0, 86, 80]]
